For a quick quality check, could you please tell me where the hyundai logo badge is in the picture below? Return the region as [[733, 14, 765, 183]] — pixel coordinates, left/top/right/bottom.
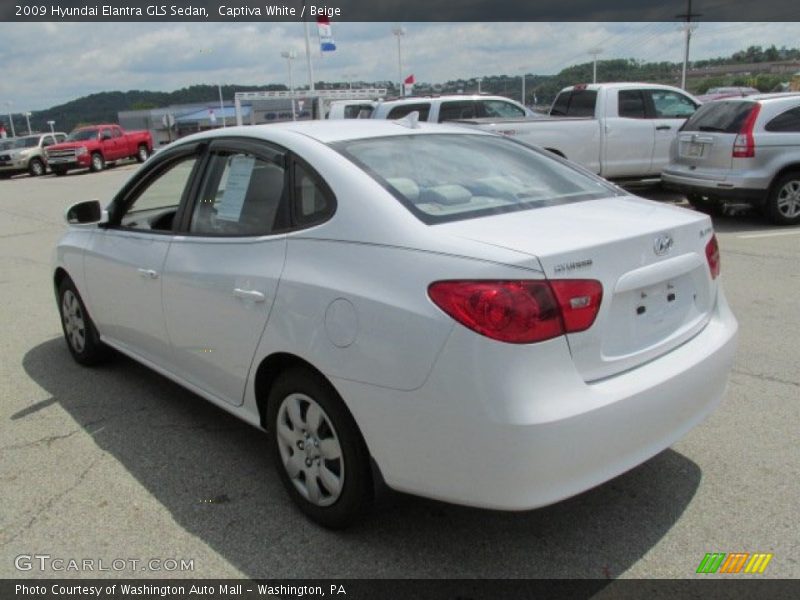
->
[[654, 234, 674, 256]]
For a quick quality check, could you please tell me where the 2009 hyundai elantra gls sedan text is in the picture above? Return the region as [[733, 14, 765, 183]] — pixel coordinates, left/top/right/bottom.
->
[[53, 119, 738, 527]]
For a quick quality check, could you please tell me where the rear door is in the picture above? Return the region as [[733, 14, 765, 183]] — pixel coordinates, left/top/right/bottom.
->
[[438, 100, 479, 122], [603, 89, 657, 178], [161, 139, 290, 406]]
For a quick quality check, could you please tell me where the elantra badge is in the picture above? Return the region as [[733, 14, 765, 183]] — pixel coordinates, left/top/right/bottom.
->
[[654, 234, 674, 256]]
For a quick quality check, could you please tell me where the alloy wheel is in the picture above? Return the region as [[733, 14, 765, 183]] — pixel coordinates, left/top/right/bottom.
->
[[776, 180, 800, 219], [61, 290, 86, 353]]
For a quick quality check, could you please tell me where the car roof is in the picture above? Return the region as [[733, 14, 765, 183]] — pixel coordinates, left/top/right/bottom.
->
[[181, 119, 492, 145], [708, 92, 800, 104], [378, 95, 520, 106]]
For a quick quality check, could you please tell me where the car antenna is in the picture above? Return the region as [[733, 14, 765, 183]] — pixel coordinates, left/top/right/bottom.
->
[[393, 111, 420, 129]]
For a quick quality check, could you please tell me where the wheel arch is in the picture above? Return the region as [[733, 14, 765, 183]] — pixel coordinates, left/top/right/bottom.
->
[[53, 267, 70, 298], [769, 164, 800, 191]]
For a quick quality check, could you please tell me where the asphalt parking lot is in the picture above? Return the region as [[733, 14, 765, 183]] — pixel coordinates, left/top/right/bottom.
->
[[0, 163, 798, 580]]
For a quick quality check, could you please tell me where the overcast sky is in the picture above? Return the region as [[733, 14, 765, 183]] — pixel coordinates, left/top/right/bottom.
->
[[1, 21, 799, 112]]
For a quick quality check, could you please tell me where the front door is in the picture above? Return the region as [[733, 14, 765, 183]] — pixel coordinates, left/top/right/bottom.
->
[[83, 150, 200, 366]]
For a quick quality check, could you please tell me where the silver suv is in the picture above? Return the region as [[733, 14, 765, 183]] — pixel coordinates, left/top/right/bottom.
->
[[0, 132, 67, 178], [662, 93, 800, 225]]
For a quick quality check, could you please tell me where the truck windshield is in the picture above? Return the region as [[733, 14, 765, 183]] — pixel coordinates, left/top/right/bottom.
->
[[67, 129, 100, 141], [334, 133, 617, 224]]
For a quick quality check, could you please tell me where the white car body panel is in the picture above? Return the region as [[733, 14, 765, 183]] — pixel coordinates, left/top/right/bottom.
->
[[53, 120, 737, 512]]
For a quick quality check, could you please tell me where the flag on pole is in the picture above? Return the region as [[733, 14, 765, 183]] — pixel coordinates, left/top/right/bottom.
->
[[403, 74, 415, 96], [317, 16, 336, 52]]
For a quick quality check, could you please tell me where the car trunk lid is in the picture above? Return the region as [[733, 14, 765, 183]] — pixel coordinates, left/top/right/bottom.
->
[[438, 195, 717, 381]]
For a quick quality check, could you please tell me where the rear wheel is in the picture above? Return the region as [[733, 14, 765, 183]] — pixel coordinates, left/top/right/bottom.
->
[[28, 158, 45, 177], [136, 144, 149, 163], [90, 152, 105, 172], [267, 366, 373, 528], [686, 193, 724, 216], [58, 278, 109, 366], [767, 172, 800, 225]]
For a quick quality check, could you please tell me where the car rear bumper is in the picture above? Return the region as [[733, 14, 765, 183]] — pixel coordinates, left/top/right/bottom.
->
[[661, 169, 769, 203], [335, 287, 738, 510]]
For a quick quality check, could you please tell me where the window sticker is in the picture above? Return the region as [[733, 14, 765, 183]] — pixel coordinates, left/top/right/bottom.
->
[[216, 155, 255, 221]]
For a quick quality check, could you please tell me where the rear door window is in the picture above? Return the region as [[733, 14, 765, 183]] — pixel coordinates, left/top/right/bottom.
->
[[479, 100, 526, 119], [386, 103, 431, 121], [681, 101, 757, 133], [618, 90, 647, 118], [765, 106, 800, 132], [550, 90, 597, 117], [438, 101, 478, 122]]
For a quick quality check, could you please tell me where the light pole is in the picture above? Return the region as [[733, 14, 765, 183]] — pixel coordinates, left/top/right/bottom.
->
[[677, 0, 701, 90], [217, 85, 226, 128], [281, 50, 298, 121], [342, 73, 358, 90], [5, 102, 15, 137], [520, 69, 527, 106], [588, 48, 603, 84], [24, 112, 32, 134], [47, 120, 55, 134], [392, 27, 406, 96]]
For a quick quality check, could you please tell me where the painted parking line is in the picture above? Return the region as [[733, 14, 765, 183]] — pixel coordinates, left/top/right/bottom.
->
[[737, 230, 800, 239]]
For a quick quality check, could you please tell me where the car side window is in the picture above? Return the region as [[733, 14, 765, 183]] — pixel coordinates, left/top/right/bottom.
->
[[649, 90, 697, 118], [480, 100, 525, 119], [190, 152, 287, 236], [386, 103, 431, 121], [119, 156, 198, 231], [293, 161, 334, 226], [56, 134, 66, 143], [438, 101, 477, 122], [618, 90, 647, 119], [42, 135, 54, 147], [765, 106, 800, 132], [112, 127, 123, 138]]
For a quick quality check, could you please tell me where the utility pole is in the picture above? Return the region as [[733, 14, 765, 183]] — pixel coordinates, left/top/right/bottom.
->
[[281, 51, 298, 121], [677, 0, 701, 90], [588, 48, 603, 84], [5, 102, 15, 137]]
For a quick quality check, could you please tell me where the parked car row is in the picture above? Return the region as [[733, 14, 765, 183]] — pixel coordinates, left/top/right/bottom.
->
[[0, 124, 153, 178]]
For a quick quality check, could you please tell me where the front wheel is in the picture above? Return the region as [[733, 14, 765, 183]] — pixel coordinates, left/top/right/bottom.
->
[[90, 152, 105, 172], [58, 278, 109, 366], [136, 144, 149, 163], [267, 367, 373, 528], [767, 172, 800, 225]]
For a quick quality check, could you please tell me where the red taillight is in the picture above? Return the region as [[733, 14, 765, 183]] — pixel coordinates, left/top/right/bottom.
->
[[732, 103, 761, 158], [428, 279, 602, 344], [705, 234, 721, 279], [550, 279, 604, 332]]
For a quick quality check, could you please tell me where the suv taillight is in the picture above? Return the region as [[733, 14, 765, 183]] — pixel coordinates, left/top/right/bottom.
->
[[428, 279, 602, 344], [705, 234, 720, 279], [732, 103, 761, 158]]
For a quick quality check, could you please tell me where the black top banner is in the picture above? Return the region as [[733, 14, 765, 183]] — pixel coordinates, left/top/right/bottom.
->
[[2, 0, 799, 22]]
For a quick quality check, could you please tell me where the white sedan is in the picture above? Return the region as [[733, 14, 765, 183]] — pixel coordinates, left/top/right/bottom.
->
[[54, 120, 738, 528]]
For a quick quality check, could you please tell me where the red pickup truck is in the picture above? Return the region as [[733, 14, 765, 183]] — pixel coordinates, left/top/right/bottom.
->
[[45, 124, 153, 175]]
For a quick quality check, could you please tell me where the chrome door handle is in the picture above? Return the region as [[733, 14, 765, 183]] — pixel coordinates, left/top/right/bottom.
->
[[656, 125, 672, 131], [233, 288, 266, 303], [137, 268, 158, 279]]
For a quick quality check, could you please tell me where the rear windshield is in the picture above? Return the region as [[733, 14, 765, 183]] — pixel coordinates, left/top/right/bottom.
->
[[550, 90, 597, 117], [681, 101, 756, 133], [333, 134, 618, 224]]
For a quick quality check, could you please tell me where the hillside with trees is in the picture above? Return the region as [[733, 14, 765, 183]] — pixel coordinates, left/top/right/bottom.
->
[[14, 44, 800, 132]]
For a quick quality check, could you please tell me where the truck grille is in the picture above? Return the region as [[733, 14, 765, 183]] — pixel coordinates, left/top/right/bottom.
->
[[48, 149, 76, 159]]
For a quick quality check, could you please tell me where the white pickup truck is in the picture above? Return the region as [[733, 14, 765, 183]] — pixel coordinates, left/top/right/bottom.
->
[[440, 84, 701, 181]]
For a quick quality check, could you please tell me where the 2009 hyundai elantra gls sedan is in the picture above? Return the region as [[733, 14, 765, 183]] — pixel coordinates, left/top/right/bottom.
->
[[54, 119, 738, 528]]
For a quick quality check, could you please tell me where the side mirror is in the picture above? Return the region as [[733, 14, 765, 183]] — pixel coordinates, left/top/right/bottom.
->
[[65, 200, 108, 225]]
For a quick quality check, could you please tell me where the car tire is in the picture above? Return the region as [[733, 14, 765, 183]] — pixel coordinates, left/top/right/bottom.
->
[[267, 366, 373, 529], [136, 144, 149, 163], [767, 172, 800, 225], [90, 152, 105, 172], [52, 166, 68, 176], [28, 158, 45, 177], [686, 193, 723, 216], [57, 277, 110, 366]]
